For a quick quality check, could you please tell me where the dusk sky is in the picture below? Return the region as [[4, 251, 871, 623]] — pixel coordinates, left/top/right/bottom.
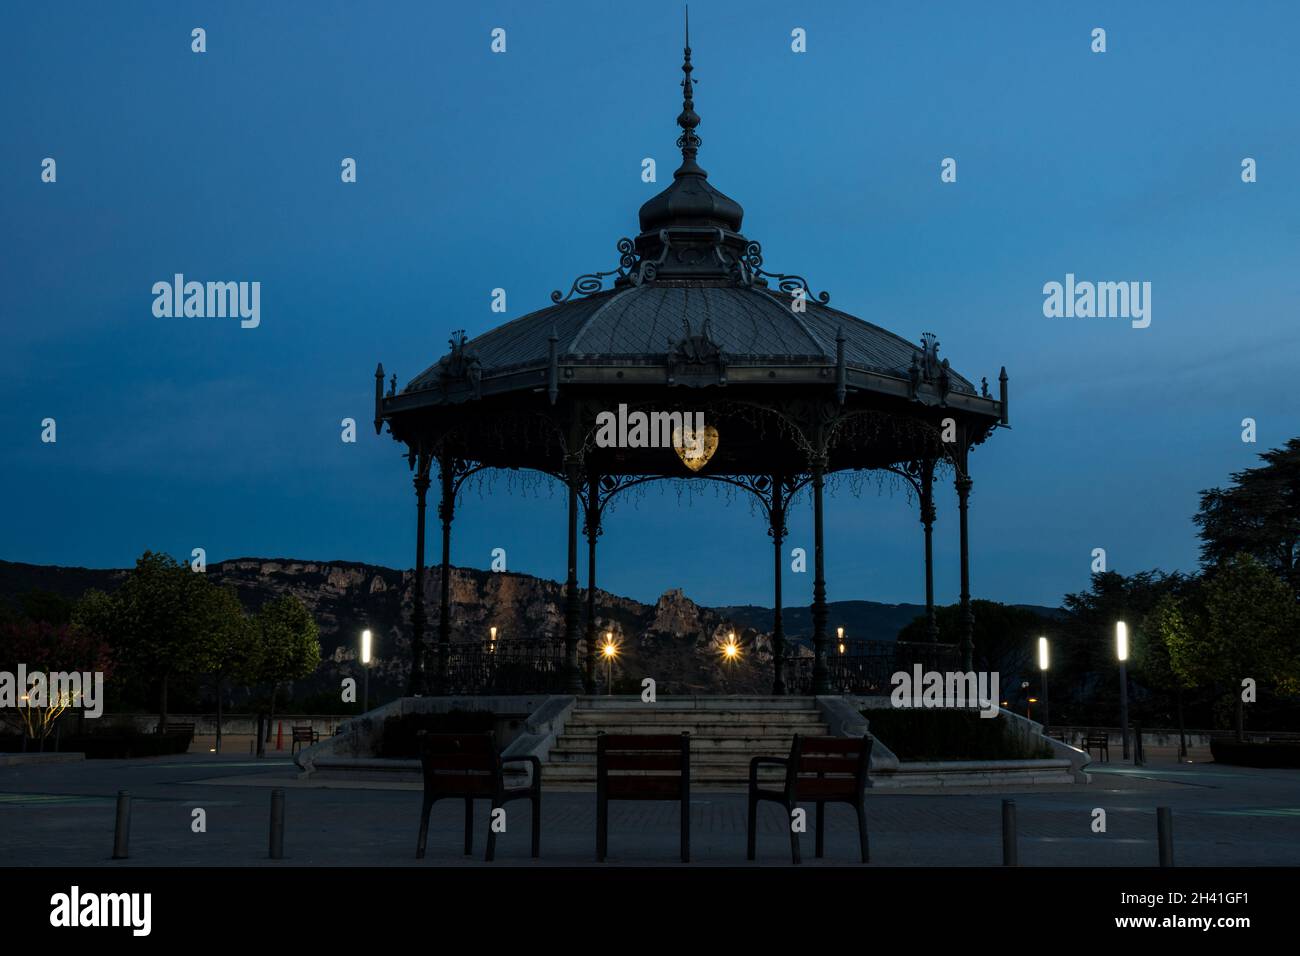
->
[[3, 1, 1297, 611]]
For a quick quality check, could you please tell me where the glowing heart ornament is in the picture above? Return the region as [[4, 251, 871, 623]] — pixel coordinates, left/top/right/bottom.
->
[[672, 423, 719, 472]]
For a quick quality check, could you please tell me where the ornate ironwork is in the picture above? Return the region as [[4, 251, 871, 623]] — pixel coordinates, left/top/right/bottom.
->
[[436, 331, 482, 398], [736, 241, 830, 303], [439, 639, 569, 695], [783, 640, 962, 696], [550, 237, 668, 303]]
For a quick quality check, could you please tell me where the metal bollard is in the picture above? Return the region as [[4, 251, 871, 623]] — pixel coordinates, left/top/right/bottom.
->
[[1001, 799, 1018, 866], [1157, 806, 1174, 867], [269, 788, 285, 859], [112, 791, 131, 859], [1134, 725, 1145, 766]]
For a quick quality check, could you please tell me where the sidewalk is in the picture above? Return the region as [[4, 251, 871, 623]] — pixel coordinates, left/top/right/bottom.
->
[[3, 752, 1298, 866]]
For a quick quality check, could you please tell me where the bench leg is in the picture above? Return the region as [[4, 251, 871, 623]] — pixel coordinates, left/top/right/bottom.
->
[[415, 794, 435, 860], [789, 803, 802, 865], [485, 800, 499, 863], [596, 794, 607, 863], [530, 793, 541, 859], [746, 791, 758, 861], [681, 793, 690, 864], [463, 798, 473, 856], [856, 798, 870, 864], [815, 801, 825, 859]]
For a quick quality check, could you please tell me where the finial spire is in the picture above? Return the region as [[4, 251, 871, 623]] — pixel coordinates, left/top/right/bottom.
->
[[676, 6, 703, 173]]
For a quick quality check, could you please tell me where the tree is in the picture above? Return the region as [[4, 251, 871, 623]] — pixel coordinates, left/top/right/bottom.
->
[[898, 600, 1055, 707], [1056, 570, 1186, 724], [1141, 591, 1203, 756], [0, 614, 113, 750], [195, 585, 256, 754], [1196, 438, 1300, 600], [249, 595, 320, 741], [111, 552, 215, 731], [1166, 554, 1300, 741]]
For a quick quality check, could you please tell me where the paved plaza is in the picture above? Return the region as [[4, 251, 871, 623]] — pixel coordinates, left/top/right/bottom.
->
[[3, 751, 1298, 867]]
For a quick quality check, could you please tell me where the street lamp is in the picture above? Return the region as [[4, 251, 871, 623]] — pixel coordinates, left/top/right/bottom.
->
[[601, 632, 617, 696], [1116, 621, 1130, 760], [721, 631, 741, 663], [361, 628, 372, 713], [1038, 636, 1050, 730], [837, 626, 845, 655]]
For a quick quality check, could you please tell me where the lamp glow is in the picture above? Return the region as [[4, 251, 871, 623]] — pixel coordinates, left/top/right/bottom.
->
[[722, 632, 741, 661], [1116, 622, 1129, 662], [361, 629, 372, 665], [1038, 636, 1049, 671]]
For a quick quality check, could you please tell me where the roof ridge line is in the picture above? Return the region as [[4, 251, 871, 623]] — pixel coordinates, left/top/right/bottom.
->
[[568, 284, 638, 355], [752, 286, 834, 358]]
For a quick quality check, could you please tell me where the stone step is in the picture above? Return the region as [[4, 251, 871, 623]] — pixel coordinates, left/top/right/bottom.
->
[[538, 764, 780, 785], [551, 735, 814, 754], [569, 712, 826, 726], [556, 728, 821, 743], [579, 696, 818, 711], [548, 746, 796, 763]]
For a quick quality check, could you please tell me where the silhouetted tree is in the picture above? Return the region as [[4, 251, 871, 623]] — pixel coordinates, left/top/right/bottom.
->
[[1196, 438, 1300, 599]]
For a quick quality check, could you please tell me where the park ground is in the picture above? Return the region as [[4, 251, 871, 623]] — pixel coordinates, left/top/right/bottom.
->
[[2, 743, 1298, 867]]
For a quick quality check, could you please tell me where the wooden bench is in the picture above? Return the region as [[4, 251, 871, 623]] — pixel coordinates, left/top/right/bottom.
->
[[291, 724, 320, 754], [747, 734, 873, 864], [415, 733, 540, 862], [158, 722, 194, 739], [596, 732, 690, 863], [1084, 731, 1110, 762]]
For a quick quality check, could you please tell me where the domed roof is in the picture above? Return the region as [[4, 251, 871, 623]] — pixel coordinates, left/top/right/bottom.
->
[[390, 24, 1004, 426], [405, 282, 978, 397]]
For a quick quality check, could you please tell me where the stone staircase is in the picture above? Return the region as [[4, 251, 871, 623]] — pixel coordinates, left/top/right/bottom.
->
[[541, 696, 828, 789]]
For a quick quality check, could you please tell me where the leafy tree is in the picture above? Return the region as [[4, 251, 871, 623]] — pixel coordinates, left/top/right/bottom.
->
[[195, 585, 256, 753], [1141, 591, 1204, 753], [0, 618, 113, 748], [249, 595, 320, 738], [898, 599, 1055, 706], [1055, 570, 1186, 724], [108, 552, 216, 730], [1196, 439, 1300, 599], [1166, 555, 1299, 740]]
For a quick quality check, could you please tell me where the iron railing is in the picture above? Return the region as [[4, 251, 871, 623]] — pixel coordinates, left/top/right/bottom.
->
[[783, 640, 962, 695], [439, 639, 569, 695]]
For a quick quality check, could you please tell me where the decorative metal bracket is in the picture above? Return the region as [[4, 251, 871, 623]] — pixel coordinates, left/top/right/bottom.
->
[[736, 241, 830, 303], [550, 236, 671, 303]]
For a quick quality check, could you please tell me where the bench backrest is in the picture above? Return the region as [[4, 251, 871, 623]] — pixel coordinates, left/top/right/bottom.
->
[[418, 733, 501, 795], [596, 733, 690, 797], [784, 734, 872, 795], [292, 725, 315, 738], [161, 722, 195, 736]]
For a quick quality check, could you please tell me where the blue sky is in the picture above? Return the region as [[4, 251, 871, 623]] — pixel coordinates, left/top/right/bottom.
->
[[2, 0, 1297, 611]]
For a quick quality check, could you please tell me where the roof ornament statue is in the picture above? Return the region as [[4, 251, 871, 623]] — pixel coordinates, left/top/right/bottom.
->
[[437, 329, 482, 398]]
